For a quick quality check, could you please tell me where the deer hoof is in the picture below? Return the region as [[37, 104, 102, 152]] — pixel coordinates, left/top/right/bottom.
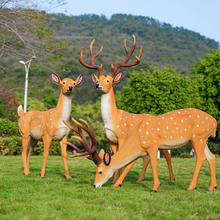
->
[[150, 190, 157, 193], [206, 188, 213, 192], [214, 186, 217, 189], [119, 184, 122, 187], [41, 177, 45, 179]]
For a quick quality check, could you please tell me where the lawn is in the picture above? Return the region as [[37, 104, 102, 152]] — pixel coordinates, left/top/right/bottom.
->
[[0, 156, 220, 220]]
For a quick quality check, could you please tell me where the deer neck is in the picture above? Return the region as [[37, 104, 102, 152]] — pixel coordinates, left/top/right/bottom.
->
[[101, 87, 117, 128], [55, 91, 72, 122]]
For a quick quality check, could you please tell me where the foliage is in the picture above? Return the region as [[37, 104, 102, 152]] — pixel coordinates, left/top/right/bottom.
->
[[115, 67, 203, 115], [179, 152, 191, 158], [0, 0, 68, 62], [192, 49, 220, 139], [0, 136, 61, 156], [0, 87, 19, 121], [0, 118, 18, 137], [0, 156, 220, 219]]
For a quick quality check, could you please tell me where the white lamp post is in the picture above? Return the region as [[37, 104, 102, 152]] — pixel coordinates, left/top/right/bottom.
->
[[19, 56, 36, 113]]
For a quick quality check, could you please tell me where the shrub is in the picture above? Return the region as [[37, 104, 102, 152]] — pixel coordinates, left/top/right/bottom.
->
[[179, 152, 191, 158], [0, 118, 19, 137]]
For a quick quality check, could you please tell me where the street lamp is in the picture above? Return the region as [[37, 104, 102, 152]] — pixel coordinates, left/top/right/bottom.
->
[[19, 56, 36, 113]]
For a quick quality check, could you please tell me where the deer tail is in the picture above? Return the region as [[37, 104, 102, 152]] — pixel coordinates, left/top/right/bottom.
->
[[17, 105, 24, 116]]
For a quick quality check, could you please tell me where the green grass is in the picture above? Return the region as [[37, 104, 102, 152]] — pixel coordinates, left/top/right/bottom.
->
[[0, 156, 220, 220]]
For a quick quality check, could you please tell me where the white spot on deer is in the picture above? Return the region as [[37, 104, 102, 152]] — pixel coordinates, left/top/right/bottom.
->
[[157, 128, 159, 131], [146, 122, 149, 125], [146, 132, 149, 134], [166, 126, 169, 129], [181, 120, 184, 122], [193, 135, 195, 137], [170, 117, 173, 120], [207, 129, 209, 131], [162, 117, 164, 119], [117, 125, 119, 128], [176, 127, 178, 130], [120, 118, 122, 120], [206, 117, 208, 119], [200, 139, 202, 142], [131, 124, 133, 126], [197, 115, 200, 118], [170, 136, 172, 138], [181, 136, 183, 138], [178, 111, 180, 114], [143, 141, 145, 144], [139, 130, 141, 132], [189, 115, 191, 117], [197, 125, 199, 127], [122, 132, 124, 134]]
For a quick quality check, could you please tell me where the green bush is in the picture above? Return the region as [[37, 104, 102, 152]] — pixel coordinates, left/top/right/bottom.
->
[[0, 136, 61, 156], [179, 152, 191, 158], [0, 118, 19, 137]]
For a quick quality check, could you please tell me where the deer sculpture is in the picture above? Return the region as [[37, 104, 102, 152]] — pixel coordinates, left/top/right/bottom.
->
[[78, 35, 175, 185], [17, 73, 83, 179], [65, 112, 217, 192]]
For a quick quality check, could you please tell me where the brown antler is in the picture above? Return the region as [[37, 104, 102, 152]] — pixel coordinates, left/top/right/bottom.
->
[[79, 39, 104, 77], [109, 35, 142, 78], [62, 118, 103, 165]]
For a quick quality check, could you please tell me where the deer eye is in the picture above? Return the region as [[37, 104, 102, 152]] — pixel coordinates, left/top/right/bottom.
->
[[63, 81, 66, 84], [98, 171, 102, 174], [73, 82, 75, 85], [106, 79, 110, 83]]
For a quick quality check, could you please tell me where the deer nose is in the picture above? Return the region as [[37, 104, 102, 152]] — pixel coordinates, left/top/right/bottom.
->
[[93, 185, 96, 188], [68, 86, 73, 91], [95, 84, 99, 88]]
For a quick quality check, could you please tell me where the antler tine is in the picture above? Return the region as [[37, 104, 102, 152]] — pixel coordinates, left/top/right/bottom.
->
[[109, 35, 142, 78], [79, 39, 104, 77], [70, 118, 103, 165], [63, 141, 86, 153]]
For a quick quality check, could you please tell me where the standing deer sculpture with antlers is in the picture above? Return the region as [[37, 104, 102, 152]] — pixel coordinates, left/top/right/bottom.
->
[[65, 114, 217, 192], [18, 73, 83, 179], [78, 35, 175, 185]]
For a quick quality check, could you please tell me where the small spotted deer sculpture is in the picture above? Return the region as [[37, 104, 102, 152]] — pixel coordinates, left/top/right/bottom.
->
[[18, 73, 83, 179], [79, 35, 174, 185], [66, 110, 217, 192]]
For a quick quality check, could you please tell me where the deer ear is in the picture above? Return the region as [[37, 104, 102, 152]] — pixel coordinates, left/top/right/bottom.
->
[[99, 149, 105, 158], [51, 73, 61, 85], [75, 74, 83, 86], [113, 72, 123, 85], [103, 151, 111, 166], [91, 73, 98, 84]]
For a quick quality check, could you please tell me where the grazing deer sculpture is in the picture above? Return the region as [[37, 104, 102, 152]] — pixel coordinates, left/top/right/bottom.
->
[[65, 112, 217, 192], [78, 35, 174, 185], [18, 73, 83, 179]]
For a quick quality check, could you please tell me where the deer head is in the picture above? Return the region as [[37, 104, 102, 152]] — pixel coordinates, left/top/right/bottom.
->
[[79, 35, 142, 94], [51, 73, 83, 95], [94, 150, 114, 188]]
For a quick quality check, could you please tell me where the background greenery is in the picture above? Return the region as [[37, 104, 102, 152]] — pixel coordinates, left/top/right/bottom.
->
[[1, 7, 220, 155]]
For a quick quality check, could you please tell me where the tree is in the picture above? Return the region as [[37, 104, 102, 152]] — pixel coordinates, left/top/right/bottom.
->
[[192, 49, 220, 139], [115, 67, 203, 115], [0, 0, 67, 68]]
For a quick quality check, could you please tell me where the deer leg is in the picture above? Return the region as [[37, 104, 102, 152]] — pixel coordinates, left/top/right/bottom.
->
[[41, 135, 52, 178], [22, 135, 31, 175], [60, 136, 71, 179], [137, 155, 150, 182], [26, 137, 38, 175], [188, 139, 206, 191], [113, 159, 138, 187], [204, 143, 217, 191], [109, 142, 122, 183], [147, 147, 160, 192], [161, 150, 175, 181]]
